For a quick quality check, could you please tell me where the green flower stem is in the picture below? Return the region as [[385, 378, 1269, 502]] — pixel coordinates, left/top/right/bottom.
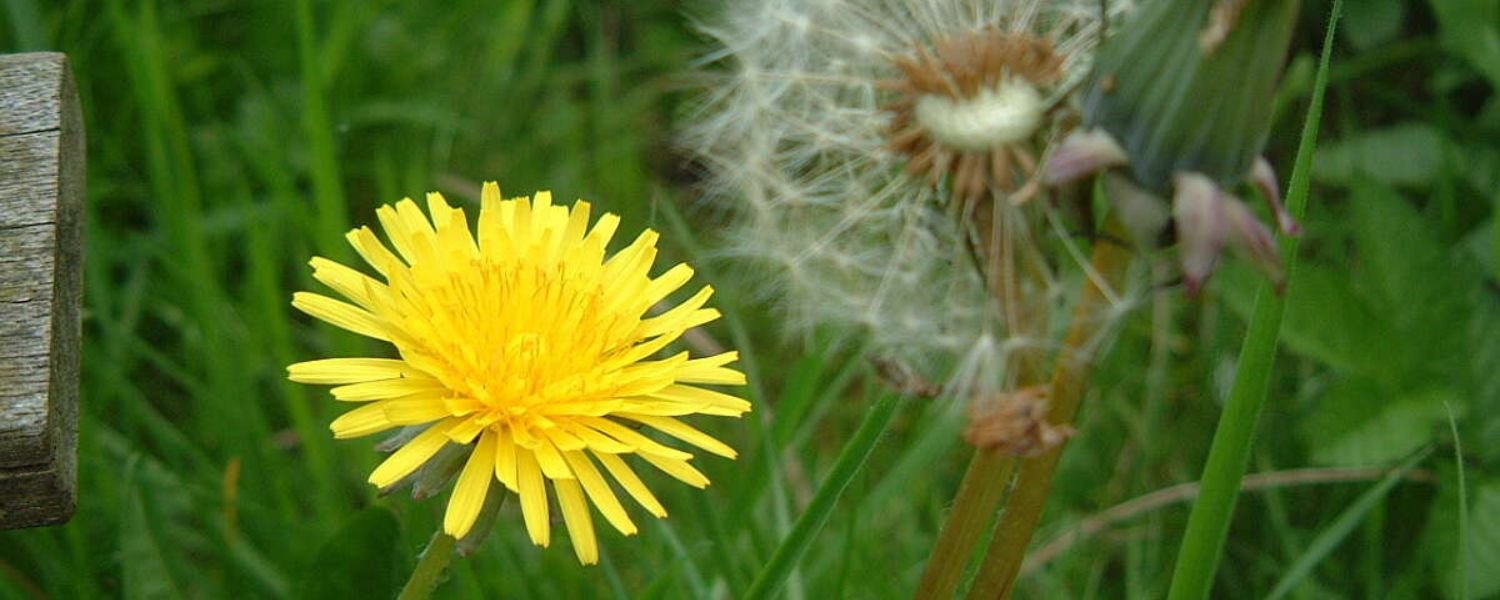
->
[[1165, 4, 1342, 599], [744, 393, 903, 600], [915, 450, 1020, 599], [913, 197, 1053, 600], [965, 218, 1135, 599], [399, 532, 457, 600]]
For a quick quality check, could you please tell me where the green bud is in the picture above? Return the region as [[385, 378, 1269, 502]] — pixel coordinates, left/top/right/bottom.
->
[[1083, 0, 1300, 192]]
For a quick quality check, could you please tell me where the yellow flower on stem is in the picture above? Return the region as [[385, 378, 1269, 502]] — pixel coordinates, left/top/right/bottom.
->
[[288, 182, 749, 565]]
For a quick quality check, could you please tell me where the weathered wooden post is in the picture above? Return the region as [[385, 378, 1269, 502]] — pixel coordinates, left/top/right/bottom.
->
[[0, 52, 83, 529]]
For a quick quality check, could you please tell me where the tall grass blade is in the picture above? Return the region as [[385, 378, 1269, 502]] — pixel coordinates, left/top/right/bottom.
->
[[1165, 2, 1343, 598], [743, 393, 902, 600], [1449, 402, 1470, 599], [1265, 449, 1430, 600]]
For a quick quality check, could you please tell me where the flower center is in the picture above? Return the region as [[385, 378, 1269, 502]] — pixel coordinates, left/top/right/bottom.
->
[[397, 257, 635, 417], [885, 28, 1065, 202], [913, 80, 1043, 152]]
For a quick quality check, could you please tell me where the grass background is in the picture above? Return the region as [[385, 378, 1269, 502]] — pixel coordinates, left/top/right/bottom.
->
[[2, 0, 1498, 597]]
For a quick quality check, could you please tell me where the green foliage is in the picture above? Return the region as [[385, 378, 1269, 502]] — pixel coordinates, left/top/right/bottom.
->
[[1428, 0, 1500, 88], [0, 0, 1497, 598], [295, 508, 404, 599]]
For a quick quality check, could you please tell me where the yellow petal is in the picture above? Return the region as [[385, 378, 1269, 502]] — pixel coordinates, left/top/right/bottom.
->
[[584, 212, 620, 251], [425, 191, 455, 228], [562, 451, 636, 536], [345, 226, 403, 277], [383, 398, 452, 425], [494, 426, 519, 492], [368, 419, 457, 487], [638, 263, 695, 307], [309, 257, 388, 309], [557, 421, 632, 454], [533, 436, 575, 480], [375, 203, 419, 266], [331, 377, 447, 402], [615, 400, 710, 417], [287, 358, 414, 385], [621, 414, 737, 458], [292, 292, 392, 341], [446, 416, 489, 445], [562, 200, 591, 249], [575, 416, 693, 461], [517, 450, 551, 547], [554, 477, 598, 565], [648, 385, 752, 416], [329, 402, 395, 439], [675, 352, 748, 385], [595, 453, 667, 518], [444, 431, 497, 538], [511, 193, 534, 245], [638, 453, 709, 489], [634, 286, 716, 339], [541, 425, 587, 452], [602, 328, 685, 372]]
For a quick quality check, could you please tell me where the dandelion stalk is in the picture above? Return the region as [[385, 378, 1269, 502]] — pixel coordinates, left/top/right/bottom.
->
[[915, 200, 1052, 599], [398, 532, 456, 600], [916, 450, 1020, 599], [965, 216, 1134, 599], [1165, 3, 1341, 598]]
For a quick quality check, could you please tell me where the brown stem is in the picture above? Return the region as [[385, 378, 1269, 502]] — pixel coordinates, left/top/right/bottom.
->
[[913, 198, 1051, 599], [1020, 465, 1437, 575], [965, 219, 1134, 600]]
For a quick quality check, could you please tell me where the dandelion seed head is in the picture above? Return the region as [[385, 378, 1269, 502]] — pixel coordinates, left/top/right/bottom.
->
[[913, 79, 1045, 151], [687, 0, 1119, 383]]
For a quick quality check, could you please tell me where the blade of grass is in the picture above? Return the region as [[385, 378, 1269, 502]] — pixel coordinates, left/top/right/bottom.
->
[[2, 0, 45, 50], [743, 391, 903, 600], [1265, 449, 1430, 600], [1165, 2, 1343, 598], [294, 0, 350, 260], [1447, 402, 1469, 600]]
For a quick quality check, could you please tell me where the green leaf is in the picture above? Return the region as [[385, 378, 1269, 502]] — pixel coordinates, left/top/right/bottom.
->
[[294, 507, 405, 600], [1306, 385, 1457, 467], [1471, 300, 1500, 462], [1314, 124, 1452, 188], [120, 463, 188, 600], [1274, 264, 1392, 374], [1428, 0, 1500, 89], [1266, 449, 1430, 600], [1348, 181, 1477, 378], [1429, 476, 1500, 599], [1459, 482, 1500, 598], [1341, 0, 1404, 50]]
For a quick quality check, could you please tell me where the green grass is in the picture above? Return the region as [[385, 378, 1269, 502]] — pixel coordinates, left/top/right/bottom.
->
[[2, 0, 1499, 598]]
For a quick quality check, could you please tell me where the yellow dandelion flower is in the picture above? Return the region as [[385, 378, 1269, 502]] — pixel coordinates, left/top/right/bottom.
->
[[288, 182, 749, 565]]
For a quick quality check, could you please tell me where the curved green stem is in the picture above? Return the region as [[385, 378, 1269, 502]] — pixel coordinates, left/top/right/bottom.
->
[[744, 393, 903, 600], [399, 532, 456, 600]]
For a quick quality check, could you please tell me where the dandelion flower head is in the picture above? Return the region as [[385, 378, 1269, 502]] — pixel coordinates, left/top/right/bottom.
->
[[288, 183, 749, 564], [686, 0, 1118, 381]]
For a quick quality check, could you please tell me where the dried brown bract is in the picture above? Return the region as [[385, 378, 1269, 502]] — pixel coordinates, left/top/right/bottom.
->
[[964, 385, 1074, 456]]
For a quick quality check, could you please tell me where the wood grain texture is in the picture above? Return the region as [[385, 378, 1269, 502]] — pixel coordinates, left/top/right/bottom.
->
[[0, 52, 83, 530]]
